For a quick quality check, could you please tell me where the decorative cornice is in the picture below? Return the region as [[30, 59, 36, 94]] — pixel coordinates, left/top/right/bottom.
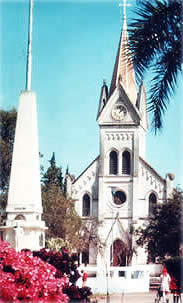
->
[[105, 132, 133, 141], [140, 158, 165, 194]]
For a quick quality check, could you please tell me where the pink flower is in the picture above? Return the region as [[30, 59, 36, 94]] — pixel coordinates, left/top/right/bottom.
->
[[0, 240, 69, 303]]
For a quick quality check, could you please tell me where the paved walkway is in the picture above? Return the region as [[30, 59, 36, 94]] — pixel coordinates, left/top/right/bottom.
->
[[94, 291, 173, 303]]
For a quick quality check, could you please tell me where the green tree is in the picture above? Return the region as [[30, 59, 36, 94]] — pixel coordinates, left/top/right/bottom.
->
[[136, 189, 183, 260], [128, 0, 183, 132], [0, 108, 17, 218], [42, 183, 82, 250], [0, 108, 17, 192], [42, 154, 82, 250], [63, 165, 69, 196], [42, 152, 63, 190]]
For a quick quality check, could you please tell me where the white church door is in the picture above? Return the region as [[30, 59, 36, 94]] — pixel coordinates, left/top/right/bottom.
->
[[110, 239, 127, 266]]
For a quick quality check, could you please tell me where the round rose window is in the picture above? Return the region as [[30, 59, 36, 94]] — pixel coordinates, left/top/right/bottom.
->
[[113, 191, 126, 205]]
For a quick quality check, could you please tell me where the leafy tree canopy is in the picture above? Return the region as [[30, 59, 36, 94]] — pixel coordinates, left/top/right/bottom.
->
[[42, 183, 82, 250], [136, 189, 183, 260], [0, 108, 17, 192], [42, 152, 63, 190], [42, 154, 82, 250]]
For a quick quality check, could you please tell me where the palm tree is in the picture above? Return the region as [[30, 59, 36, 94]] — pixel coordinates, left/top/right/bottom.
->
[[128, 0, 183, 132]]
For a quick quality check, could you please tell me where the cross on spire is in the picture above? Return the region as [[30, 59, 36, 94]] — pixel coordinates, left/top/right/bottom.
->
[[109, 0, 137, 104], [119, 0, 131, 21]]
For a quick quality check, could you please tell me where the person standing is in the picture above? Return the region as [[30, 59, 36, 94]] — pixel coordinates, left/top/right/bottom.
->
[[81, 269, 87, 287], [170, 276, 181, 303], [160, 267, 171, 303]]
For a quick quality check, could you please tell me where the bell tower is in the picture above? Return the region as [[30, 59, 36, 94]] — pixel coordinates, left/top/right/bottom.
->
[[96, 0, 148, 224]]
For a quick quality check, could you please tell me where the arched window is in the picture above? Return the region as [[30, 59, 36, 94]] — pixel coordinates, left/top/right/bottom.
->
[[109, 151, 118, 175], [15, 214, 26, 220], [149, 193, 157, 215], [82, 194, 91, 217], [110, 239, 126, 266], [122, 151, 131, 175]]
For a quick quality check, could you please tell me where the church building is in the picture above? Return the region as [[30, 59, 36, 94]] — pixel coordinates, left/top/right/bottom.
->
[[66, 10, 174, 268]]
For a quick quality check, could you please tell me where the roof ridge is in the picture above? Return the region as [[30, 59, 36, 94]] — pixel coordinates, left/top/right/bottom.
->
[[72, 155, 100, 184], [139, 157, 165, 183]]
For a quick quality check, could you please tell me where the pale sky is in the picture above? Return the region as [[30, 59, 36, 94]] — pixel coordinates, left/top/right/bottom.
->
[[1, 0, 182, 187]]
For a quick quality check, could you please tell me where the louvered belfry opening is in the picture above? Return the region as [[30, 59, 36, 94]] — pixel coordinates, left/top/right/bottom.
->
[[122, 151, 131, 175], [82, 194, 90, 217], [109, 151, 118, 175]]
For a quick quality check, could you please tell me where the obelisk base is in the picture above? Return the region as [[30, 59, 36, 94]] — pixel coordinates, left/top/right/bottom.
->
[[0, 219, 47, 251]]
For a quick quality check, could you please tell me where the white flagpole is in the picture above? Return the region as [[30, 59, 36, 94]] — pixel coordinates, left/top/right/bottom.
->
[[26, 0, 33, 91]]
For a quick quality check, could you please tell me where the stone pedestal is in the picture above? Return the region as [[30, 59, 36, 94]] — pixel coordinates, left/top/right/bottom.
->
[[1, 220, 46, 251]]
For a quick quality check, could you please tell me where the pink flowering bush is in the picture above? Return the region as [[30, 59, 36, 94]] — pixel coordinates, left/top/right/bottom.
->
[[0, 240, 69, 303], [33, 248, 92, 301], [33, 248, 80, 284]]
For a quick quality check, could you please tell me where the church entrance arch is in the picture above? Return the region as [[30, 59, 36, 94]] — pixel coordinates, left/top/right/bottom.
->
[[110, 239, 126, 266]]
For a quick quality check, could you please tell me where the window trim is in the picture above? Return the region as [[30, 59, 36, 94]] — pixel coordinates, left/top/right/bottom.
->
[[109, 149, 118, 175], [82, 193, 91, 217], [148, 192, 157, 215], [122, 150, 131, 175]]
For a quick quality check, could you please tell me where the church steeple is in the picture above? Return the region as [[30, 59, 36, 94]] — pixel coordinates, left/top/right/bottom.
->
[[109, 1, 137, 105]]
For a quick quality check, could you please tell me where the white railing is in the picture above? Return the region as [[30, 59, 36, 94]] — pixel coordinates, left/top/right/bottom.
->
[[78, 265, 150, 294]]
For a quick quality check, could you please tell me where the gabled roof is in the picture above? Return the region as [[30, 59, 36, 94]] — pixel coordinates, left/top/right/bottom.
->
[[72, 156, 99, 184], [97, 82, 141, 126], [140, 157, 165, 183]]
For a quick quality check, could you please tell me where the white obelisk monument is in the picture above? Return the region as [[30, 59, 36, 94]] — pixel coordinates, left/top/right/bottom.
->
[[0, 0, 46, 251]]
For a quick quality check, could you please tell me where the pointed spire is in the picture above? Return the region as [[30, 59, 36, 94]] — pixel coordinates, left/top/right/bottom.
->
[[96, 80, 108, 120], [50, 152, 56, 167], [109, 0, 137, 104]]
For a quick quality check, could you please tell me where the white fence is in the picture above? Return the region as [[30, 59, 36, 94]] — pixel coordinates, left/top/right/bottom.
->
[[78, 265, 150, 294]]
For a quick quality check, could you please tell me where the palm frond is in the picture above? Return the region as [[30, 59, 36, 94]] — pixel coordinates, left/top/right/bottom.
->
[[148, 44, 182, 132], [128, 0, 170, 81], [128, 0, 183, 132]]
